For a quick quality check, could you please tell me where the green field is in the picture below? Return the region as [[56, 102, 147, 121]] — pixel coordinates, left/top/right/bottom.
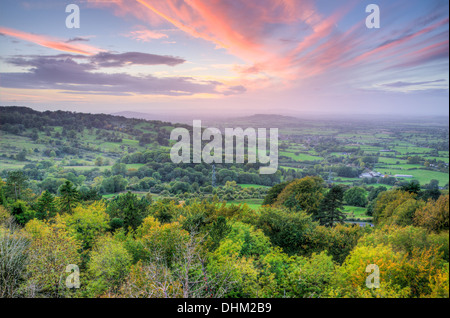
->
[[368, 183, 394, 190], [226, 198, 263, 210], [378, 157, 408, 165], [61, 165, 110, 171], [102, 191, 159, 200], [377, 164, 424, 170], [58, 163, 145, 172], [392, 146, 433, 155], [125, 164, 146, 170], [238, 184, 270, 189], [343, 205, 371, 220], [0, 161, 26, 170], [377, 169, 449, 186], [280, 151, 323, 162], [424, 156, 449, 163], [280, 166, 303, 171]]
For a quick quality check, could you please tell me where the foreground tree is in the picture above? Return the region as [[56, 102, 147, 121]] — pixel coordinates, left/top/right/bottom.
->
[[317, 185, 346, 226], [275, 176, 325, 216], [10, 200, 34, 226], [414, 194, 449, 233], [0, 220, 30, 298], [262, 181, 290, 205], [63, 202, 110, 251], [58, 180, 79, 214], [343, 187, 367, 207], [106, 192, 150, 232], [257, 206, 316, 255], [35, 191, 57, 220], [118, 230, 237, 298], [208, 216, 232, 251], [400, 180, 421, 194], [23, 218, 81, 297], [367, 186, 388, 202], [5, 171, 28, 202], [373, 190, 424, 227], [0, 177, 6, 206], [86, 234, 132, 297]]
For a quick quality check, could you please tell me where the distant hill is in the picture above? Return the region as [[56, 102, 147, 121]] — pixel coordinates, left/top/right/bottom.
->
[[110, 111, 220, 125], [0, 106, 191, 152], [110, 111, 319, 127], [205, 113, 307, 129], [111, 111, 167, 122], [232, 114, 301, 122], [0, 106, 169, 129]]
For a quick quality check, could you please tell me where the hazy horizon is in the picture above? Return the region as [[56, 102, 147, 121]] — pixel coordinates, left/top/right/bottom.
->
[[1, 104, 449, 127]]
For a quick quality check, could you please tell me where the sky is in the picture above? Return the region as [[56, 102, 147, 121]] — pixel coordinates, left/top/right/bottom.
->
[[0, 0, 448, 118]]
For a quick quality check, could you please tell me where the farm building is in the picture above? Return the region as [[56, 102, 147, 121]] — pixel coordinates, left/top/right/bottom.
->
[[394, 174, 414, 178], [359, 171, 383, 178]]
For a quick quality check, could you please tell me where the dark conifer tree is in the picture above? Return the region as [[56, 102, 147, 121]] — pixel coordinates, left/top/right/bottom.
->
[[58, 180, 79, 214], [35, 190, 57, 220], [317, 184, 346, 227]]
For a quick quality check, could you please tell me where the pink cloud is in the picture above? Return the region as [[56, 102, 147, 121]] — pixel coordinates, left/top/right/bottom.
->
[[0, 27, 104, 55], [84, 0, 448, 92], [125, 28, 169, 42], [85, 0, 324, 76], [349, 18, 449, 66], [393, 39, 449, 69]]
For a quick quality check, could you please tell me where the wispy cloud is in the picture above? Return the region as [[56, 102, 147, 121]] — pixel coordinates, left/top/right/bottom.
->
[[350, 17, 449, 67], [85, 0, 324, 76], [84, 0, 448, 94], [66, 37, 91, 43], [90, 52, 185, 67], [0, 27, 104, 55], [124, 28, 169, 42], [1, 54, 244, 96], [382, 79, 445, 88]]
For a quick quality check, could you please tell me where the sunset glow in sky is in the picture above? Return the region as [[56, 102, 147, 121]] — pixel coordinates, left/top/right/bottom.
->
[[0, 0, 448, 117]]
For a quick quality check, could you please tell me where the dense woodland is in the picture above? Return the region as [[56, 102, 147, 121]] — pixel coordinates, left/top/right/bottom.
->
[[0, 107, 448, 298], [1, 175, 448, 298]]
